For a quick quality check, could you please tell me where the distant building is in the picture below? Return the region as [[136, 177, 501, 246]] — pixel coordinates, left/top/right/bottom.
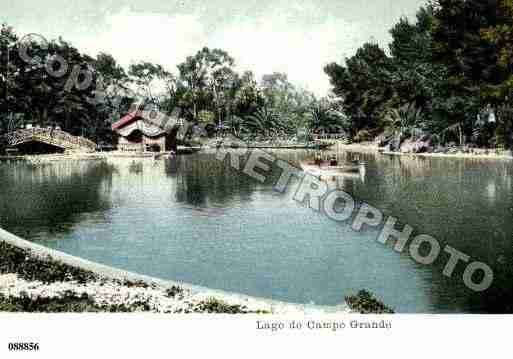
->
[[111, 110, 180, 152]]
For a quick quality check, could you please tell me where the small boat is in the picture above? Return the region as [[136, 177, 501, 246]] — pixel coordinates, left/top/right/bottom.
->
[[177, 146, 202, 154], [300, 161, 364, 177]]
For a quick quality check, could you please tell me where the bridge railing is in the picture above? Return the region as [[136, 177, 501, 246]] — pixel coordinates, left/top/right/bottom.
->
[[4, 128, 97, 152]]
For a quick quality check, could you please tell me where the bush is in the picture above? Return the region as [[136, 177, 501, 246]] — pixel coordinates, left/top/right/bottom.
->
[[194, 298, 249, 314], [345, 290, 394, 314], [0, 292, 156, 313], [0, 242, 98, 284], [164, 286, 183, 298], [0, 292, 100, 313], [122, 279, 150, 289]]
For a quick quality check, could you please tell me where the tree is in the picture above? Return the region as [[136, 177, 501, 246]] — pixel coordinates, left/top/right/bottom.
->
[[479, 0, 513, 103], [0, 24, 20, 135], [177, 47, 236, 123], [307, 97, 349, 134], [384, 103, 424, 138], [388, 7, 445, 109], [323, 0, 512, 148], [0, 24, 129, 144], [259, 72, 314, 134], [128, 61, 171, 108], [91, 53, 131, 142], [232, 71, 263, 117], [325, 43, 395, 133], [430, 0, 509, 143], [242, 106, 282, 139]]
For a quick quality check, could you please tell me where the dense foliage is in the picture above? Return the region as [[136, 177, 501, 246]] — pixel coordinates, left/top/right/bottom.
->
[[4, 1, 510, 148], [0, 241, 98, 284], [325, 0, 513, 148], [345, 290, 394, 314], [0, 25, 348, 146]]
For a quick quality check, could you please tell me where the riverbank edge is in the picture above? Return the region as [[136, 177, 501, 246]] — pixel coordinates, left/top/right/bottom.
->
[[0, 227, 348, 314], [0, 152, 145, 165], [336, 143, 513, 160], [0, 148, 197, 164], [2, 143, 513, 164]]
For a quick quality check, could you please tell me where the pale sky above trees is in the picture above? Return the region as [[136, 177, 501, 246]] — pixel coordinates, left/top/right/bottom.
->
[[2, 0, 425, 96]]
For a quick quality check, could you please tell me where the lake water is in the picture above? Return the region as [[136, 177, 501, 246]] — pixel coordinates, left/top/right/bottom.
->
[[1, 150, 512, 313]]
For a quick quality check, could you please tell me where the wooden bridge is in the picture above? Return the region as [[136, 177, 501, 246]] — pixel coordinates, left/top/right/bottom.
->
[[3, 128, 97, 152]]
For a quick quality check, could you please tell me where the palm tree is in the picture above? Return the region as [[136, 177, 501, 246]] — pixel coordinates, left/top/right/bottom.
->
[[384, 102, 423, 138], [224, 115, 244, 138], [308, 100, 349, 135], [242, 107, 282, 139]]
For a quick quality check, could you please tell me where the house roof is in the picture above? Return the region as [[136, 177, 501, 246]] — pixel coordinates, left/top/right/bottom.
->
[[111, 111, 143, 130], [112, 110, 181, 132]]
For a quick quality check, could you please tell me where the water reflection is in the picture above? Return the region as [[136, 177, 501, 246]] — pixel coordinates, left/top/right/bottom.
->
[[349, 154, 513, 313], [174, 152, 260, 207], [0, 152, 512, 313], [0, 161, 115, 239]]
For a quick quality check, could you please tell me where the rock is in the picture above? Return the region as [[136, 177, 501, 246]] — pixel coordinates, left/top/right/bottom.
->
[[399, 136, 432, 153], [400, 138, 415, 153]]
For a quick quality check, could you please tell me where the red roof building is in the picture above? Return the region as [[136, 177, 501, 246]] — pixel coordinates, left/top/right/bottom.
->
[[112, 110, 179, 152]]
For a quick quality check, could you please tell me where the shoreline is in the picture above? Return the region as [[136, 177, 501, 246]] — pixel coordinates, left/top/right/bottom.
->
[[335, 143, 513, 160], [1, 142, 512, 164], [380, 150, 513, 160], [0, 228, 348, 314], [0, 147, 199, 164]]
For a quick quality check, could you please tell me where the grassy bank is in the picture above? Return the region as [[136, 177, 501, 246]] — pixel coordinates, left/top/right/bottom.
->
[[0, 241, 266, 313], [0, 241, 393, 314]]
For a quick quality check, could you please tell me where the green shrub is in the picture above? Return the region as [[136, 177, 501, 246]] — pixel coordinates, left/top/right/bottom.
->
[[122, 279, 150, 289], [0, 242, 98, 284], [194, 298, 249, 314], [164, 286, 183, 298], [0, 292, 158, 313], [0, 292, 99, 313], [345, 290, 394, 314]]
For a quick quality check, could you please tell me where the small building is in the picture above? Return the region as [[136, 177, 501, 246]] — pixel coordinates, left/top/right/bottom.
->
[[112, 111, 180, 153]]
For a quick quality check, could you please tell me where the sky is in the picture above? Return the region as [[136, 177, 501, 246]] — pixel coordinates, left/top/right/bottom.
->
[[3, 0, 427, 96]]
